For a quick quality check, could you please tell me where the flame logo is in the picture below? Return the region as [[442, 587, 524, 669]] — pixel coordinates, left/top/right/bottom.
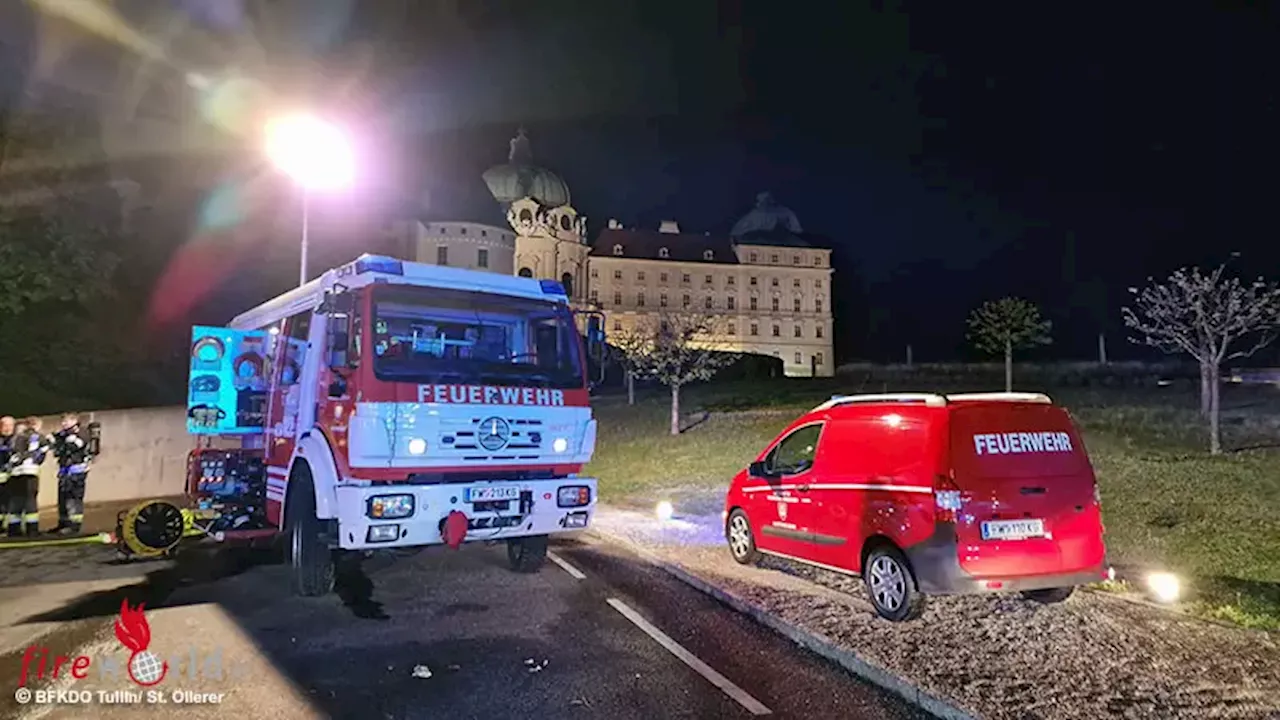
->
[[114, 600, 168, 686]]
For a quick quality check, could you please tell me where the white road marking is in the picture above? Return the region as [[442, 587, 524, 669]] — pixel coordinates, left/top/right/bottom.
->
[[548, 551, 586, 580], [606, 597, 773, 716]]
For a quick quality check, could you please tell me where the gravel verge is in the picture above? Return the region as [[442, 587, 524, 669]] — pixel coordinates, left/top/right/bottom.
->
[[592, 498, 1280, 720]]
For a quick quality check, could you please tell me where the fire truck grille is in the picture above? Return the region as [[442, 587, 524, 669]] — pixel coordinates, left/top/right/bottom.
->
[[445, 418, 544, 457]]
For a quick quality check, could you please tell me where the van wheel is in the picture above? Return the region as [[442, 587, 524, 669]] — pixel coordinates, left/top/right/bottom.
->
[[507, 535, 548, 573], [285, 466, 335, 597], [1022, 587, 1075, 604], [726, 510, 760, 565], [863, 546, 926, 622]]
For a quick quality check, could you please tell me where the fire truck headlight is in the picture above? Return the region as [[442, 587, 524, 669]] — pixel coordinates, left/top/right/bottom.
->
[[551, 437, 569, 453], [407, 438, 427, 455], [368, 494, 415, 520], [557, 486, 591, 507]]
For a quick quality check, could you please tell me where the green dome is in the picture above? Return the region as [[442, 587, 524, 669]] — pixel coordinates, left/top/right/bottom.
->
[[481, 128, 571, 208]]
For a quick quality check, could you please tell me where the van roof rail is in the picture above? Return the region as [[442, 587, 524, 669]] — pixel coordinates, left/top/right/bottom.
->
[[814, 393, 948, 412], [945, 392, 1053, 404]]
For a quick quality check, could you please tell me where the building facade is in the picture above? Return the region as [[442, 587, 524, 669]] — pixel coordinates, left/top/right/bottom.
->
[[399, 131, 835, 377]]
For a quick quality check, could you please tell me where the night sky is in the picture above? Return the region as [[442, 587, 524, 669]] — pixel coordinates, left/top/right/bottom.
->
[[2, 1, 1279, 366]]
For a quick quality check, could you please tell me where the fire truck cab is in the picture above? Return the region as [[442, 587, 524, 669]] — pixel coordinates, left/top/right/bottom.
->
[[186, 254, 605, 596]]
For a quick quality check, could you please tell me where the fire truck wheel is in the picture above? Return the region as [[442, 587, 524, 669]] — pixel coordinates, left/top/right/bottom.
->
[[506, 535, 548, 573], [285, 466, 335, 597]]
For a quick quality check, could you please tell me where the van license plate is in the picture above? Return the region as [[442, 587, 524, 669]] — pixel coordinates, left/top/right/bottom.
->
[[981, 519, 1045, 540], [466, 486, 521, 503]]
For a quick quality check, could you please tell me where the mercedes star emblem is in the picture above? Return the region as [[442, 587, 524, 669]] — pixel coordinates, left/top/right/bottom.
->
[[477, 417, 511, 451]]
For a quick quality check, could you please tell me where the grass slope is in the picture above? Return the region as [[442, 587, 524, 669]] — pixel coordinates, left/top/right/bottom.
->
[[586, 375, 1280, 630]]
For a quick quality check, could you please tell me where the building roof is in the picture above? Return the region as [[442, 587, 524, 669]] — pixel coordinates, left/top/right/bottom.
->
[[590, 227, 739, 264], [734, 228, 833, 250], [418, 172, 511, 228]]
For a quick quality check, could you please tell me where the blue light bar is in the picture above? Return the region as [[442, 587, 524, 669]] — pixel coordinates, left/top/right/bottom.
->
[[539, 279, 566, 295], [354, 255, 404, 276]]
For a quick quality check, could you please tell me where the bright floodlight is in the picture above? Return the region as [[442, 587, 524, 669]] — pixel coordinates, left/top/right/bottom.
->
[[1146, 571, 1182, 604], [265, 113, 354, 191], [655, 501, 674, 522]]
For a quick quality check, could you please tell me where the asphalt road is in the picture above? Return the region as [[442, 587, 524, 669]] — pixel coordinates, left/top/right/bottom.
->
[[0, 534, 926, 720]]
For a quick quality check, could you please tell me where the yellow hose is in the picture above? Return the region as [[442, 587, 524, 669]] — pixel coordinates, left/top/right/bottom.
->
[[0, 533, 114, 549]]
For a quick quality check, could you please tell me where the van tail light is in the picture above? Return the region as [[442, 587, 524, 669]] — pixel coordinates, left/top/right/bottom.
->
[[934, 474, 963, 524]]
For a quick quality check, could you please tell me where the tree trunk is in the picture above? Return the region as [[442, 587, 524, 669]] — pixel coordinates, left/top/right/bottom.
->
[[1199, 363, 1211, 418], [1208, 363, 1222, 455], [669, 383, 681, 436], [626, 370, 635, 406], [1004, 338, 1013, 392], [1097, 333, 1107, 365]]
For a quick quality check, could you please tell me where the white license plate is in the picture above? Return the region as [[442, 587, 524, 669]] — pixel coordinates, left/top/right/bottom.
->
[[981, 519, 1045, 540], [466, 486, 521, 502]]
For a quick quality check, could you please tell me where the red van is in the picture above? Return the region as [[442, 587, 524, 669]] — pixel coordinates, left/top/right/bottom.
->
[[723, 392, 1107, 621]]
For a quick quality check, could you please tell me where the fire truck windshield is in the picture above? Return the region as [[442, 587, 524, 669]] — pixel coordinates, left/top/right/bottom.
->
[[370, 285, 585, 389]]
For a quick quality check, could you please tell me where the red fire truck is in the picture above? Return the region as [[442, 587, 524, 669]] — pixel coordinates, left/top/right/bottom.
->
[[159, 254, 605, 596]]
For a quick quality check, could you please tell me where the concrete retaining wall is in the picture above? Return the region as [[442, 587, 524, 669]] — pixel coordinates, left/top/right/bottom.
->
[[23, 406, 202, 510]]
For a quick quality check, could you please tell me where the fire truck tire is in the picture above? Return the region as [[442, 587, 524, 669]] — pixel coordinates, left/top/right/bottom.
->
[[285, 466, 335, 597], [506, 535, 548, 573]]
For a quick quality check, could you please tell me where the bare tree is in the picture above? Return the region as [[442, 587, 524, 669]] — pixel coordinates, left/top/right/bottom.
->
[[611, 311, 740, 435], [1122, 262, 1280, 454], [967, 297, 1053, 392]]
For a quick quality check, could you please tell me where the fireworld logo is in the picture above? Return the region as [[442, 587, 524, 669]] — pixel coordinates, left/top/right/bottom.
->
[[115, 600, 166, 686]]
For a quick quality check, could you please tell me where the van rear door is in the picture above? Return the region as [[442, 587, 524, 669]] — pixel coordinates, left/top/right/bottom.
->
[[948, 402, 1102, 578]]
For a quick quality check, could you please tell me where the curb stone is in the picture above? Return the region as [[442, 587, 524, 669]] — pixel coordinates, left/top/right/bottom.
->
[[588, 528, 980, 720]]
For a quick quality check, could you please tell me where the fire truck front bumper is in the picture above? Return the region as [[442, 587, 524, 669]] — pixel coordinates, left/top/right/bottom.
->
[[333, 478, 598, 551]]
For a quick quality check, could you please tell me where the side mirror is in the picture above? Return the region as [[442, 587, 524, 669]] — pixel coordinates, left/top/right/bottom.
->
[[319, 285, 354, 315], [328, 376, 348, 398], [747, 461, 772, 479]]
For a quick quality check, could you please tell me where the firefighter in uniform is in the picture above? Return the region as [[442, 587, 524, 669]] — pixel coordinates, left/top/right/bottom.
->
[[7, 417, 48, 537], [0, 416, 14, 527], [52, 413, 92, 534]]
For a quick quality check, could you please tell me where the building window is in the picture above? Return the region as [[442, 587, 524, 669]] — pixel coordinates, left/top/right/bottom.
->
[[750, 297, 758, 311], [613, 292, 622, 306], [481, 230, 488, 237], [614, 270, 622, 280], [727, 296, 735, 310], [561, 215, 573, 231], [814, 256, 823, 266], [437, 246, 448, 265], [771, 278, 779, 287], [728, 323, 736, 335], [637, 271, 646, 281], [794, 297, 802, 312], [816, 352, 824, 366], [705, 274, 713, 285], [590, 289, 599, 302], [637, 293, 646, 307], [816, 325, 824, 338], [794, 351, 802, 364], [750, 323, 759, 336], [703, 249, 714, 260], [772, 324, 780, 337], [561, 273, 574, 297], [793, 255, 800, 265], [771, 297, 779, 311], [660, 294, 669, 308], [682, 273, 691, 284], [771, 254, 779, 263], [815, 279, 822, 288], [816, 298, 823, 313], [614, 320, 622, 331], [750, 276, 758, 286], [749, 252, 758, 262], [682, 294, 691, 308], [477, 248, 489, 268], [794, 325, 802, 338], [660, 272, 669, 283], [518, 267, 533, 278], [659, 247, 670, 258], [727, 276, 735, 286], [793, 278, 801, 288], [613, 244, 624, 256], [591, 267, 598, 278], [460, 227, 468, 234], [704, 296, 713, 309]]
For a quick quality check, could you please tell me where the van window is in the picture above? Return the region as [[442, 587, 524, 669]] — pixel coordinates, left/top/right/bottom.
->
[[766, 423, 823, 476], [950, 405, 1089, 479]]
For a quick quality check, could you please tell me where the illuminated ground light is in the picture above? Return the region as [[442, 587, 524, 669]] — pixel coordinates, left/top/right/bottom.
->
[[655, 501, 674, 522], [1145, 571, 1182, 604]]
